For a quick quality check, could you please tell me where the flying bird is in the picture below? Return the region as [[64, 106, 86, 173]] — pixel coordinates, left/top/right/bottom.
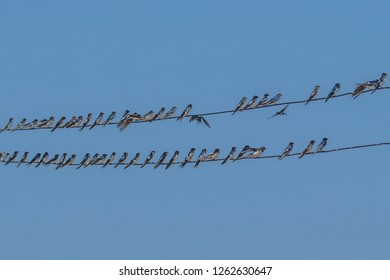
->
[[232, 97, 247, 115], [256, 93, 270, 107], [103, 111, 116, 126], [114, 152, 128, 168], [124, 153, 141, 169], [305, 85, 320, 105], [166, 150, 179, 170], [244, 95, 259, 109], [102, 152, 116, 168], [193, 148, 207, 168], [51, 116, 66, 132], [314, 137, 328, 154], [141, 151, 155, 168], [267, 105, 289, 119], [325, 83, 341, 102], [179, 148, 196, 168], [154, 151, 168, 169], [189, 115, 211, 128], [1, 118, 13, 133], [221, 147, 237, 165], [278, 142, 294, 160], [266, 93, 283, 106], [177, 104, 192, 121], [89, 112, 104, 130], [17, 152, 29, 167], [299, 140, 316, 159]]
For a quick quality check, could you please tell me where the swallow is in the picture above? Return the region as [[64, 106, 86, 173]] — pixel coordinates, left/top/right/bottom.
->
[[221, 147, 237, 165], [193, 148, 207, 168], [35, 152, 49, 167], [325, 83, 341, 102], [244, 95, 259, 109], [232, 97, 247, 115], [89, 112, 104, 130], [45, 154, 59, 166], [63, 116, 77, 128], [27, 153, 41, 166], [124, 153, 140, 169], [51, 116, 66, 132], [61, 154, 76, 168], [13, 118, 27, 131], [247, 147, 266, 158], [150, 107, 166, 121], [140, 110, 154, 122], [87, 153, 100, 166], [5, 151, 18, 165], [1, 118, 13, 133], [0, 152, 9, 162], [266, 93, 282, 106], [24, 119, 39, 129], [305, 85, 320, 105], [179, 148, 196, 168], [76, 153, 90, 169], [177, 104, 192, 121], [118, 113, 143, 131], [278, 142, 294, 160], [102, 152, 116, 168], [299, 140, 316, 159], [162, 106, 177, 119], [165, 150, 179, 170], [114, 152, 128, 168], [70, 116, 83, 128], [189, 115, 211, 128], [38, 116, 55, 128], [205, 148, 220, 161], [352, 75, 381, 98], [234, 145, 251, 161], [55, 153, 68, 169], [17, 151, 29, 167], [103, 111, 116, 126], [256, 94, 270, 107], [314, 137, 328, 154], [140, 151, 155, 168], [154, 151, 168, 169], [117, 110, 130, 127], [371, 73, 387, 95], [267, 105, 289, 119], [80, 113, 92, 131], [94, 154, 107, 165]]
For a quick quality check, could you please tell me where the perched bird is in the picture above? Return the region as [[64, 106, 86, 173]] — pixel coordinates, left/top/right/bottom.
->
[[325, 83, 341, 102], [278, 142, 294, 160], [314, 137, 328, 154], [166, 150, 179, 170], [0, 152, 9, 162], [70, 116, 83, 128], [102, 152, 116, 168], [103, 111, 116, 126], [150, 107, 166, 121], [142, 110, 154, 121], [299, 140, 316, 159], [247, 147, 266, 158], [352, 74, 385, 98], [63, 116, 77, 128], [221, 147, 237, 165], [189, 115, 211, 128], [27, 153, 41, 166], [124, 153, 140, 169], [244, 95, 259, 109], [45, 154, 59, 166], [305, 85, 320, 105], [267, 105, 289, 119], [371, 72, 387, 95], [114, 152, 128, 168], [17, 151, 29, 167], [51, 116, 66, 132], [193, 149, 207, 168], [177, 104, 192, 121], [141, 151, 155, 168], [179, 148, 196, 168], [80, 113, 92, 131], [154, 151, 168, 169], [234, 145, 251, 161], [118, 113, 143, 131], [1, 118, 13, 133], [162, 106, 177, 119], [256, 94, 270, 107], [205, 148, 220, 161], [76, 153, 91, 169], [38, 116, 55, 128], [266, 93, 283, 105], [13, 118, 27, 131], [232, 97, 247, 115], [88, 153, 100, 166], [24, 119, 39, 129], [89, 112, 104, 130], [35, 152, 49, 167], [118, 110, 130, 126], [5, 151, 18, 165], [55, 153, 68, 170], [94, 154, 107, 165], [61, 154, 76, 168]]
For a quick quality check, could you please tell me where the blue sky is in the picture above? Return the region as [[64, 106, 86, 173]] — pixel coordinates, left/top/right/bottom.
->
[[0, 0, 389, 259]]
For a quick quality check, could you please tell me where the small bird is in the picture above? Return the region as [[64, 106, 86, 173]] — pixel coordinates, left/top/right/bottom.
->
[[24, 119, 39, 129], [63, 116, 77, 128], [114, 152, 128, 168], [89, 112, 104, 130], [70, 116, 83, 128], [166, 150, 179, 170], [371, 73, 387, 95], [256, 94, 270, 107], [193, 148, 207, 168], [314, 137, 328, 154], [244, 95, 259, 109], [278, 142, 294, 160], [141, 151, 155, 168], [189, 115, 211, 128], [305, 85, 320, 105], [88, 153, 100, 166], [352, 75, 382, 98], [177, 104, 192, 121], [117, 110, 130, 127], [77, 153, 90, 169], [0, 152, 9, 162], [103, 111, 116, 126], [118, 113, 143, 131], [267, 105, 289, 119], [5, 151, 18, 165], [232, 97, 247, 115], [44, 154, 59, 166], [51, 116, 66, 132], [55, 153, 68, 169], [13, 118, 27, 131], [325, 83, 341, 102], [234, 145, 251, 161], [266, 93, 283, 106], [150, 107, 166, 122], [162, 106, 177, 119], [35, 152, 49, 167], [17, 151, 29, 167], [102, 152, 116, 168], [247, 147, 266, 158], [154, 151, 168, 169], [124, 153, 140, 169], [142, 110, 154, 121], [221, 147, 237, 165], [1, 118, 13, 133], [205, 148, 220, 161], [38, 116, 55, 128], [94, 154, 107, 165], [61, 154, 76, 168], [27, 153, 41, 166], [179, 148, 196, 168], [80, 113, 92, 131], [299, 140, 316, 159]]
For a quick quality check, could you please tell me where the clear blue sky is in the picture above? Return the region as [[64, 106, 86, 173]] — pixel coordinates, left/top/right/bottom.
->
[[0, 0, 389, 259]]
